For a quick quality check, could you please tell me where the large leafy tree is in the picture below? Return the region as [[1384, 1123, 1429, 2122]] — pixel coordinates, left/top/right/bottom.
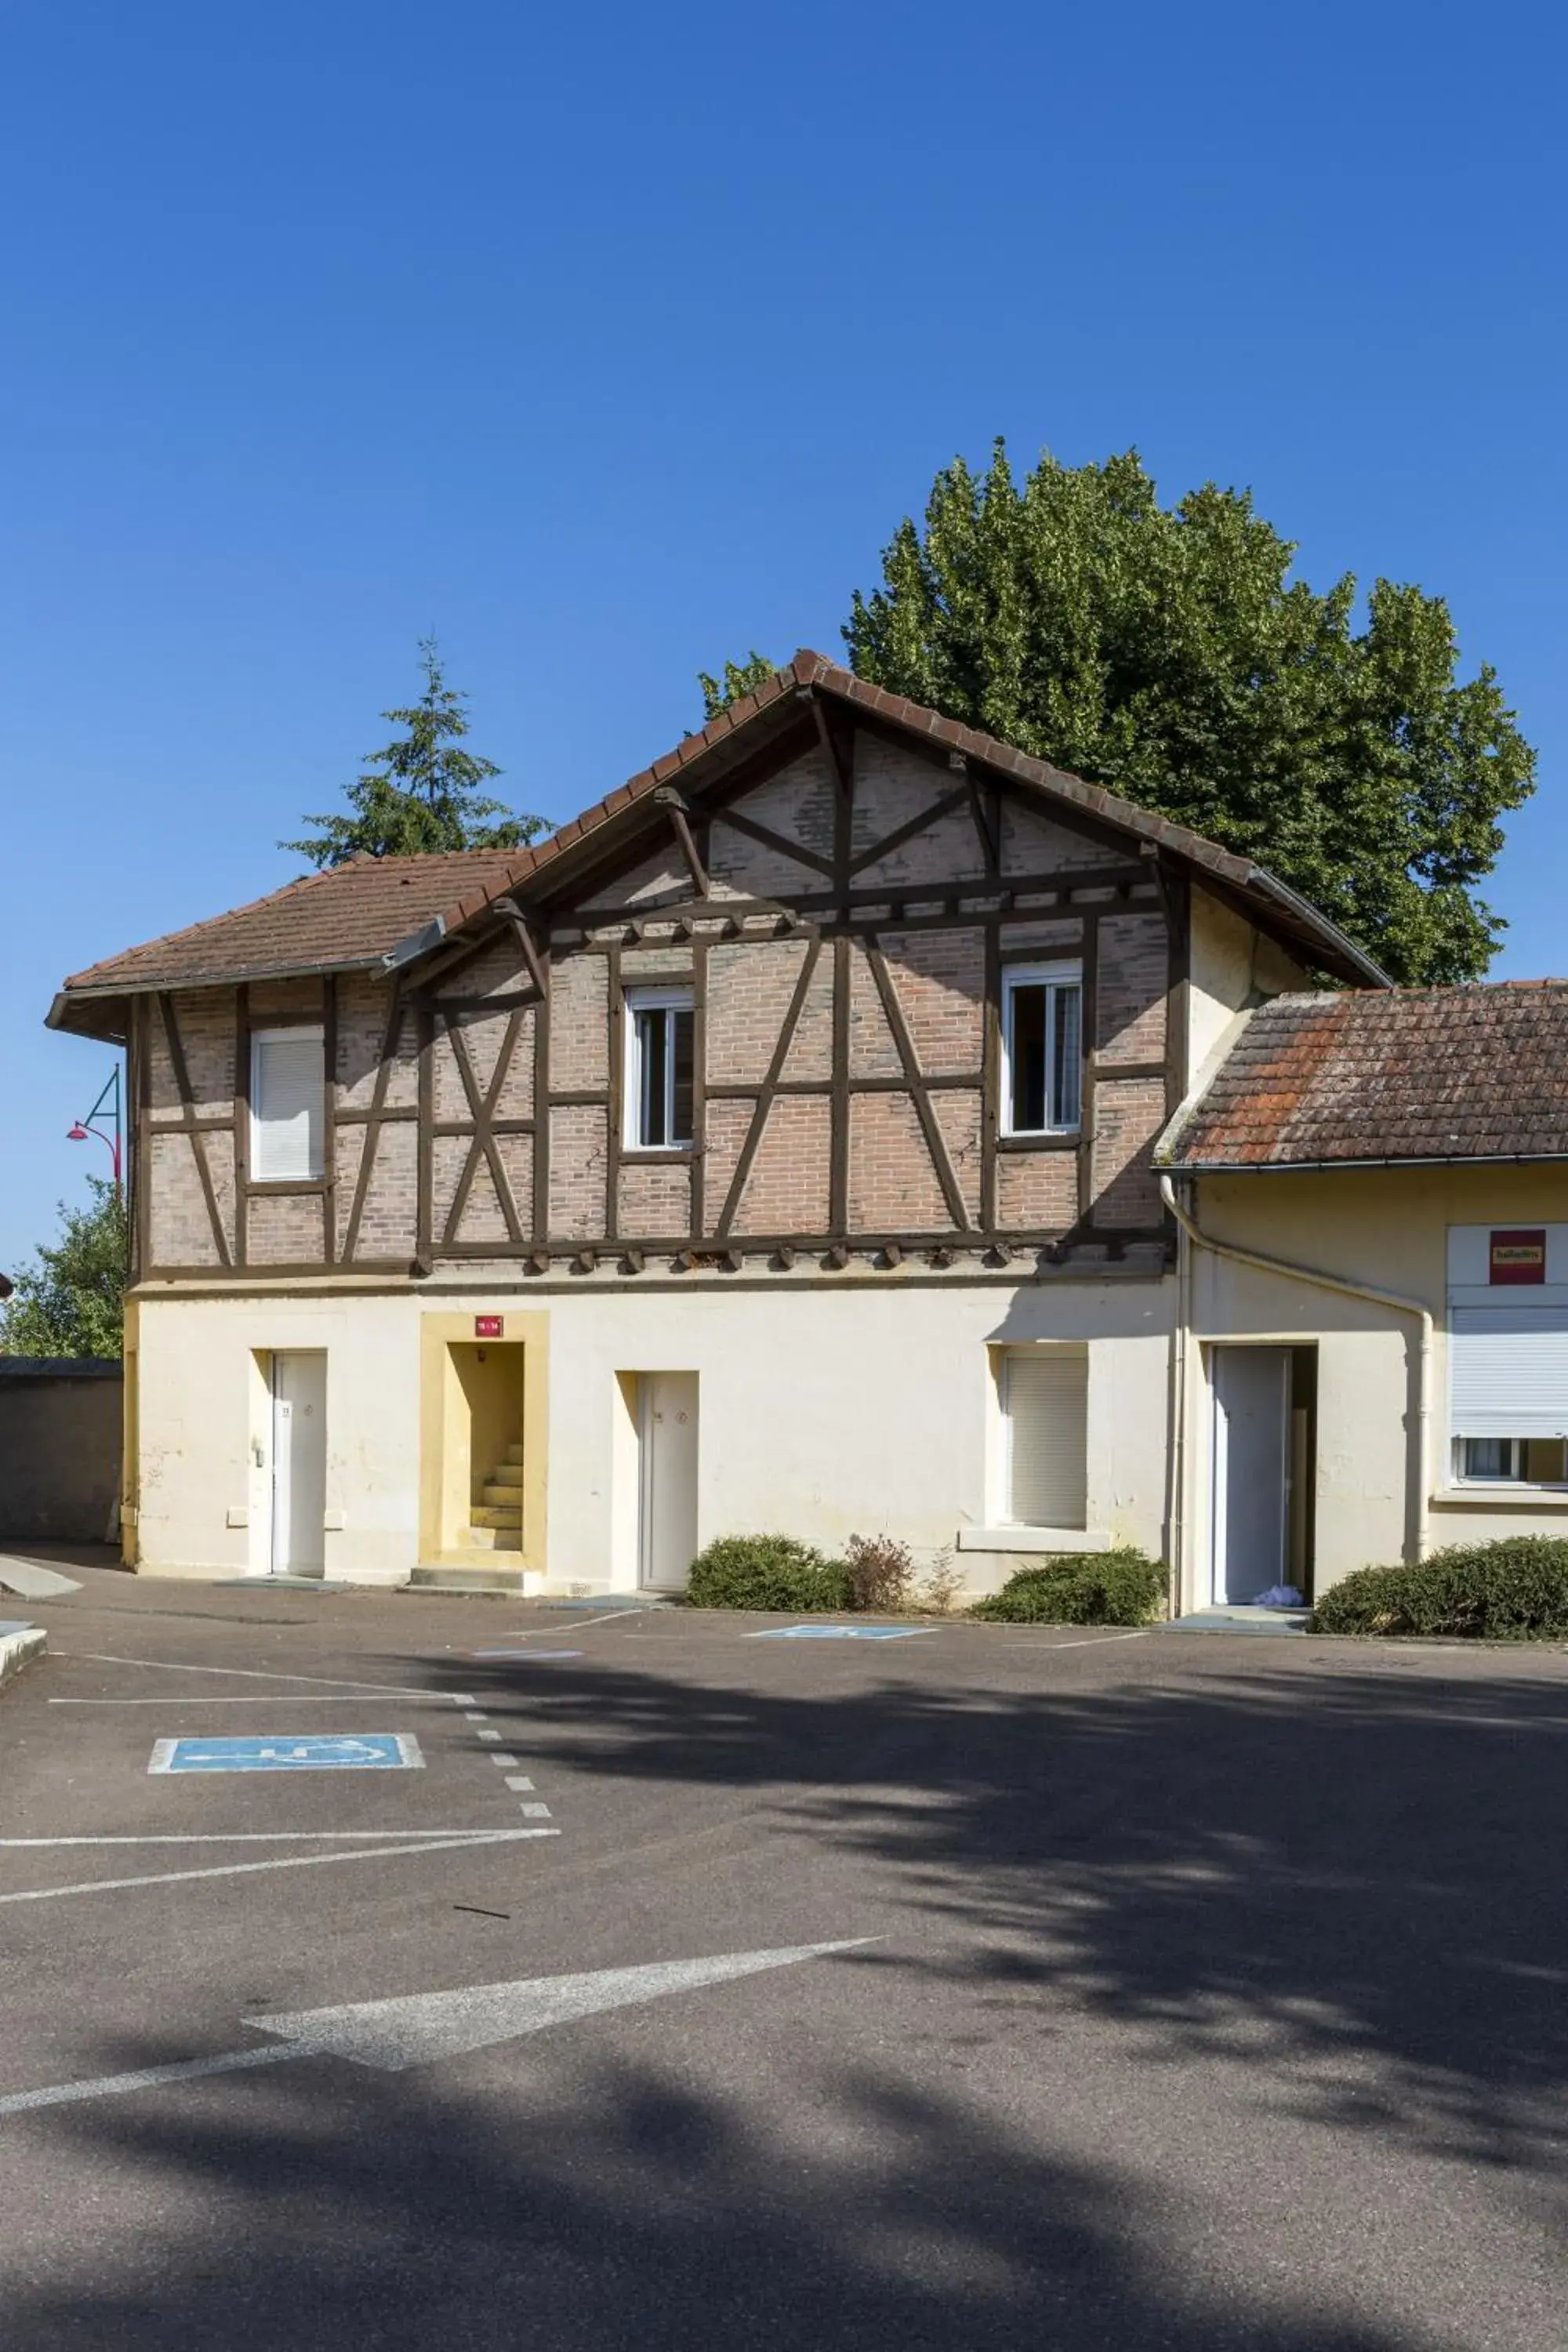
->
[[706, 449, 1535, 982], [1, 1178, 129, 1359], [697, 651, 777, 723], [286, 639, 546, 868]]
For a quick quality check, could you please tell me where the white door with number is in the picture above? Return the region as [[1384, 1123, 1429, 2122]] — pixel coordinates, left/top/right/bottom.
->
[[270, 1352, 327, 1576], [638, 1373, 699, 1592]]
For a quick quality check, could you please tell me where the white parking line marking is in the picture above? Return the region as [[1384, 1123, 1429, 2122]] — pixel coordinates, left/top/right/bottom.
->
[[529, 1609, 647, 1632], [0, 1829, 559, 1907], [51, 1695, 438, 1707], [0, 1831, 522, 1846], [1040, 1629, 1156, 1650], [58, 1652, 425, 1697]]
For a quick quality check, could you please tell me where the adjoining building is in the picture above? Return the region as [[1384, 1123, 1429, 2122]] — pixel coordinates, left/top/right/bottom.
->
[[48, 652, 1567, 1604]]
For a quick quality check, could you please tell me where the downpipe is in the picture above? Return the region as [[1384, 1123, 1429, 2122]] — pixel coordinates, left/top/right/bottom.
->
[[1160, 1173, 1432, 1570]]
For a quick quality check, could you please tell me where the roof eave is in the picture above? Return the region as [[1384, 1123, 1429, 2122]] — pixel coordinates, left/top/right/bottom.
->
[[1167, 1149, 1568, 1174], [1241, 868, 1393, 988]]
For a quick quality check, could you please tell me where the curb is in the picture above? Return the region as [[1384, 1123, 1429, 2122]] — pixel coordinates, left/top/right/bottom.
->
[[0, 1624, 46, 1689]]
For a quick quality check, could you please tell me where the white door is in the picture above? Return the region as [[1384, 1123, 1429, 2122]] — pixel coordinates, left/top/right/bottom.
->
[[270, 1352, 327, 1576], [639, 1373, 699, 1591], [1210, 1347, 1289, 1605]]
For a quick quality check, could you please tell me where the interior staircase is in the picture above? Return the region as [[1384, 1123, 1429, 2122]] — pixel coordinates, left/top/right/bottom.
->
[[408, 1442, 539, 1595], [465, 1442, 524, 1550]]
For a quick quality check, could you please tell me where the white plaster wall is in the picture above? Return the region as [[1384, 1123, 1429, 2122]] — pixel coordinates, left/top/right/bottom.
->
[[131, 1274, 1175, 1594], [1182, 1165, 1568, 1605], [1187, 887, 1310, 1086]]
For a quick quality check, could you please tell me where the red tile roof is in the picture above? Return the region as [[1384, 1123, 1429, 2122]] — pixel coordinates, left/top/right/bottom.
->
[[53, 650, 1389, 1030], [1160, 983, 1568, 1169], [60, 848, 539, 999]]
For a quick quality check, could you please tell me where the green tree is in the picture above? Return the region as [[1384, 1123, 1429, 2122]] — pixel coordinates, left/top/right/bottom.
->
[[285, 639, 546, 869], [839, 446, 1534, 982], [696, 651, 778, 722], [1, 1178, 129, 1359]]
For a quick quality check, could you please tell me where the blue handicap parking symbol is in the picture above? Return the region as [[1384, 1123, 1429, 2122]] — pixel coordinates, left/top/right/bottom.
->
[[148, 1733, 424, 1773], [746, 1625, 934, 1642]]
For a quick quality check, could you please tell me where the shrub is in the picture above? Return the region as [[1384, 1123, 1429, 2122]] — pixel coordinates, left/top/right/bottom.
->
[[1310, 1537, 1568, 1639], [843, 1532, 916, 1613], [971, 1546, 1167, 1627], [687, 1534, 851, 1613]]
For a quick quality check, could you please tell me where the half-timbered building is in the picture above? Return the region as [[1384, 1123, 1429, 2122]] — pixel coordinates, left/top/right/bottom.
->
[[53, 651, 1409, 1602]]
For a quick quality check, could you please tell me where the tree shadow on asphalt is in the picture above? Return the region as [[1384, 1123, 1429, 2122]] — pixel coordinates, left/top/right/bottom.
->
[[426, 1642, 1568, 2172], [5, 2009, 1414, 2350], [6, 1646, 1566, 2347]]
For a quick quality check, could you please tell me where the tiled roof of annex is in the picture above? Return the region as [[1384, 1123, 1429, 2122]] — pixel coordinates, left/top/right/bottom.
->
[[1159, 981, 1568, 1170]]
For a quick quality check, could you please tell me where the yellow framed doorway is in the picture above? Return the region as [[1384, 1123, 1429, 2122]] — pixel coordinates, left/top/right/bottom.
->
[[418, 1311, 549, 1573]]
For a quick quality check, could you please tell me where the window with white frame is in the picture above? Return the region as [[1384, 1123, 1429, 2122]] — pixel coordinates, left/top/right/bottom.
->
[[1447, 1224, 1568, 1486], [250, 1026, 325, 1181], [1002, 1348, 1088, 1527], [625, 988, 695, 1150], [1001, 961, 1082, 1136]]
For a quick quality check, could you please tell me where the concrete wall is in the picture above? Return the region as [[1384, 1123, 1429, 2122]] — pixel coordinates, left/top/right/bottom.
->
[[0, 1359, 122, 1541], [126, 1272, 1175, 1593], [1179, 1163, 1568, 1607]]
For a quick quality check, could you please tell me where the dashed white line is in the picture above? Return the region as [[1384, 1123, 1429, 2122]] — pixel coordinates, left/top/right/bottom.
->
[[504, 1776, 535, 1792], [517, 1803, 551, 1819], [475, 1729, 502, 1744]]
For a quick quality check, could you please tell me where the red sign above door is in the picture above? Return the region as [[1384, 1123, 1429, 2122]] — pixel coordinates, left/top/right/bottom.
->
[[1490, 1230, 1546, 1285], [474, 1315, 504, 1338]]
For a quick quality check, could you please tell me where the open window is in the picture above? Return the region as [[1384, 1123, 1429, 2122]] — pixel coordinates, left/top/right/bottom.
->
[[625, 988, 695, 1151], [250, 1026, 325, 1181], [1001, 962, 1082, 1137]]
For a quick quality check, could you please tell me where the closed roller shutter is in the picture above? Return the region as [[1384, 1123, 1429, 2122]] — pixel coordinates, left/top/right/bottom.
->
[[252, 1029, 325, 1181], [1005, 1350, 1088, 1527], [1450, 1305, 1568, 1439]]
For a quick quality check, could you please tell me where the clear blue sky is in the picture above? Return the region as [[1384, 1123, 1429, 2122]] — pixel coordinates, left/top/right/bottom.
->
[[2, 0, 1563, 1269]]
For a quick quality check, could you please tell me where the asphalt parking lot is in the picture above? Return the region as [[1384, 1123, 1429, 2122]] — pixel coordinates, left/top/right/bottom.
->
[[3, 1566, 1568, 2350]]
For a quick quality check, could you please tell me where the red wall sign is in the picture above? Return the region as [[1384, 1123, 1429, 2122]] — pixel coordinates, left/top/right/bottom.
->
[[1490, 1230, 1546, 1285], [474, 1315, 504, 1338]]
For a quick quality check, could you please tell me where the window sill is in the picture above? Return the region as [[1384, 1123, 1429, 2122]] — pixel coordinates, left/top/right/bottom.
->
[[997, 1131, 1080, 1153], [1433, 1487, 1568, 1510], [956, 1526, 1109, 1554], [621, 1145, 695, 1163]]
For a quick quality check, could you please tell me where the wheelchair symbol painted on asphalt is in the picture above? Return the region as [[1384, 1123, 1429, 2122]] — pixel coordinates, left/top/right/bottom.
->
[[148, 1734, 425, 1773]]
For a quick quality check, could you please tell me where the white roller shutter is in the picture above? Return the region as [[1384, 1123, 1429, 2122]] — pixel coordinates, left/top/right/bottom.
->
[[1004, 1350, 1088, 1527], [252, 1028, 325, 1181], [1450, 1305, 1568, 1439]]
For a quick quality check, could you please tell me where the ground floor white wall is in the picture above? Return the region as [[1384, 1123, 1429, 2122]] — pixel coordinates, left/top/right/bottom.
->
[[1177, 1163, 1568, 1608], [125, 1272, 1175, 1594]]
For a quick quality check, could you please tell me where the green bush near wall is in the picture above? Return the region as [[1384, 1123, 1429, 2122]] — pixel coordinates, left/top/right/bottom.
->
[[970, 1547, 1168, 1627], [687, 1534, 851, 1613], [1311, 1538, 1568, 1639]]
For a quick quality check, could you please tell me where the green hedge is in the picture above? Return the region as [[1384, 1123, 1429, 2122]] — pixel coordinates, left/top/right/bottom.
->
[[687, 1534, 851, 1613], [970, 1547, 1167, 1627], [1311, 1537, 1568, 1639]]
